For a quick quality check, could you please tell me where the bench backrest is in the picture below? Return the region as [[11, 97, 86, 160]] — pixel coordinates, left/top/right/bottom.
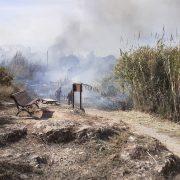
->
[[11, 91, 33, 107]]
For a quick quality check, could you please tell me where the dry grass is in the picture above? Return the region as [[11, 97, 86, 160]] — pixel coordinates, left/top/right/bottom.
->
[[0, 66, 15, 101], [0, 86, 14, 101], [115, 43, 180, 122]]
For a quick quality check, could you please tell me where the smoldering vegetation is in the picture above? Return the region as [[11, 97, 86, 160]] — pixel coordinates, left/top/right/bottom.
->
[[0, 31, 179, 113], [0, 0, 179, 112], [0, 46, 129, 110]]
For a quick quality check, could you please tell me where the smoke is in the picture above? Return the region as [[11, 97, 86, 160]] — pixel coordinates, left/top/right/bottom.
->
[[0, 0, 179, 108], [41, 0, 180, 107], [47, 0, 180, 57], [50, 21, 90, 57], [0, 0, 179, 56], [82, 0, 180, 32]]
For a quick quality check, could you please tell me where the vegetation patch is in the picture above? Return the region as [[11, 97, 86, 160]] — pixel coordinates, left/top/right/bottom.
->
[[115, 43, 180, 122]]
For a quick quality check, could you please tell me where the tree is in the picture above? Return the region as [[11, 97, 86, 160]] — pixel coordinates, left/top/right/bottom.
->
[[9, 52, 30, 79]]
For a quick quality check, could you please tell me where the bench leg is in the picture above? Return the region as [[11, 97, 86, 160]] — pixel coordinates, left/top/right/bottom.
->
[[35, 103, 39, 108], [16, 106, 22, 116], [16, 110, 21, 116], [16, 108, 32, 116], [23, 107, 33, 116], [26, 110, 33, 116]]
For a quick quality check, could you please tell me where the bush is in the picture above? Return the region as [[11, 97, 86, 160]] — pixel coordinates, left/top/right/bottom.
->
[[0, 67, 13, 86], [115, 43, 180, 122], [0, 85, 14, 101]]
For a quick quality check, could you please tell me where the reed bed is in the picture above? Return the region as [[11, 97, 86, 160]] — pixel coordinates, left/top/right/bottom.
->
[[115, 43, 180, 122]]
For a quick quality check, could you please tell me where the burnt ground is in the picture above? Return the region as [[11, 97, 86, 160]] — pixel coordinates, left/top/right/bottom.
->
[[0, 102, 180, 180], [87, 109, 180, 158]]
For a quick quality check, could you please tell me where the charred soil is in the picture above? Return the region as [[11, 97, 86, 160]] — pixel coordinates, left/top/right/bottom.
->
[[0, 103, 180, 180]]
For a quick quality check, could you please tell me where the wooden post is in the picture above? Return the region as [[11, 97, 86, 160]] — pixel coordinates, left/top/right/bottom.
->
[[72, 83, 83, 109], [72, 90, 75, 108], [80, 83, 82, 109]]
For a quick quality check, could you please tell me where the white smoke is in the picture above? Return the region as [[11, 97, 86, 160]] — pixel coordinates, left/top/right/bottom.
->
[[0, 0, 179, 106], [0, 0, 179, 56], [48, 0, 180, 56]]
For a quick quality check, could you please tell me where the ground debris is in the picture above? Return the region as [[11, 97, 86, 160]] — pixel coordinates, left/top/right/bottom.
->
[[0, 105, 180, 179], [32, 120, 78, 143], [0, 125, 27, 146], [70, 108, 86, 115], [0, 160, 42, 179], [32, 119, 122, 144], [155, 153, 180, 177]]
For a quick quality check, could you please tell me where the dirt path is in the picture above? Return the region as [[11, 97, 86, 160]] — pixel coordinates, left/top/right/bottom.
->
[[87, 109, 180, 158]]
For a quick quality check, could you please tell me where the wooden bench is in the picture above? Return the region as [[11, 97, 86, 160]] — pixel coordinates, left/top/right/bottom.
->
[[11, 91, 40, 116]]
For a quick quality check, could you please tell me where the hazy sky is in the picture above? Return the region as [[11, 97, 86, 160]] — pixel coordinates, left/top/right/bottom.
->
[[0, 0, 179, 56]]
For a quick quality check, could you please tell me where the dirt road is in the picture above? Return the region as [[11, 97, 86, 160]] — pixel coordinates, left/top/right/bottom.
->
[[87, 109, 180, 158]]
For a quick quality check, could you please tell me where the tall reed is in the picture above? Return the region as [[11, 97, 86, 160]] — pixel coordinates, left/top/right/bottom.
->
[[115, 43, 180, 121]]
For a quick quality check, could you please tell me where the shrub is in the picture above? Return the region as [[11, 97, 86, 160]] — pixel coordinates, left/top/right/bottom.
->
[[115, 43, 180, 122], [0, 85, 14, 101], [0, 67, 13, 86]]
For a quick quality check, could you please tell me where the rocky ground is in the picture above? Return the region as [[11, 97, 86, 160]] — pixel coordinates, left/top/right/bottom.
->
[[0, 102, 180, 180]]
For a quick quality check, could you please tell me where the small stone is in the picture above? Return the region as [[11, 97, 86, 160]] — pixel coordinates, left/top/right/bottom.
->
[[128, 136, 136, 142], [20, 174, 29, 179], [120, 152, 130, 160], [155, 165, 163, 173]]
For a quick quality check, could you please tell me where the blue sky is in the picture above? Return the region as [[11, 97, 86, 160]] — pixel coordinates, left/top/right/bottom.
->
[[0, 0, 179, 56]]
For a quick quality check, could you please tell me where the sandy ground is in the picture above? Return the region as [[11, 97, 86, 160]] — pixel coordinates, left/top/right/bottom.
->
[[86, 109, 180, 158]]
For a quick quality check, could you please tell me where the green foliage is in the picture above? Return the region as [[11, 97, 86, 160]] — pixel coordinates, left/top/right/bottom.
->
[[0, 67, 13, 86], [115, 43, 180, 121]]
